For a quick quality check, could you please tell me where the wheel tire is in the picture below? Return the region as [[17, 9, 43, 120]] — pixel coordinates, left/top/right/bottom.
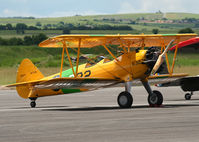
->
[[185, 93, 191, 100], [117, 91, 133, 108], [30, 102, 36, 108], [148, 90, 163, 106]]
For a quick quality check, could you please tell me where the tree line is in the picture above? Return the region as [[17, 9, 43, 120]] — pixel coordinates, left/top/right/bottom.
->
[[0, 22, 133, 34], [0, 27, 194, 46], [0, 33, 48, 45]]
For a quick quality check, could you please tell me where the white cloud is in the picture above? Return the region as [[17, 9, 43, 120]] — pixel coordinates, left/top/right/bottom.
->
[[1, 8, 105, 18], [49, 10, 106, 17], [117, 1, 138, 13], [118, 0, 196, 14], [2, 9, 40, 17], [141, 0, 185, 12], [1, 0, 199, 17]]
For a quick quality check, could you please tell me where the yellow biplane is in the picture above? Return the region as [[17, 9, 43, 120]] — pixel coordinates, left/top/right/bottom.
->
[[6, 34, 197, 108]]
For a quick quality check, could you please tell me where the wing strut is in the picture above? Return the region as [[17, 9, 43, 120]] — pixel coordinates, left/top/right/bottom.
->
[[141, 37, 145, 50], [161, 39, 171, 74], [75, 38, 81, 77], [118, 38, 127, 53], [60, 43, 65, 78], [64, 41, 76, 77], [103, 44, 119, 62], [171, 37, 180, 74], [60, 40, 81, 78]]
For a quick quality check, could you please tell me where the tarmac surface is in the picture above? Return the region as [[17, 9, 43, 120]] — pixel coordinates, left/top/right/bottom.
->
[[0, 86, 199, 142]]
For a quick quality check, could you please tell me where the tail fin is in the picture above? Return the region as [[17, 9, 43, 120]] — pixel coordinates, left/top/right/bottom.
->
[[16, 59, 44, 99]]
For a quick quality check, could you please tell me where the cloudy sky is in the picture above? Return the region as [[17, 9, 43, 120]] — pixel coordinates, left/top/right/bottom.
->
[[1, 0, 199, 17]]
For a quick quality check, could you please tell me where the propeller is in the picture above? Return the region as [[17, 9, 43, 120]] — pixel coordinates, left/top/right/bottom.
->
[[150, 39, 175, 75]]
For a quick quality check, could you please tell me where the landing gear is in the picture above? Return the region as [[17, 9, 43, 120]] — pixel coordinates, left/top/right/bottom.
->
[[185, 92, 193, 100], [117, 91, 133, 108], [148, 90, 163, 106], [29, 97, 37, 108], [142, 80, 163, 106], [117, 81, 133, 108], [30, 101, 36, 108]]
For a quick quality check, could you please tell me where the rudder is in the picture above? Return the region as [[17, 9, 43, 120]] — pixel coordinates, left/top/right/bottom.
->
[[16, 58, 44, 99]]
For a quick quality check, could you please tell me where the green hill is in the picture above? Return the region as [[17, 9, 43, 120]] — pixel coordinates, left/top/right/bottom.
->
[[1, 12, 199, 25], [0, 12, 199, 38], [1, 12, 199, 38]]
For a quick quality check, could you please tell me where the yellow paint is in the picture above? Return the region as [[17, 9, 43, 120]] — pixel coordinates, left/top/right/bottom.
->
[[16, 59, 44, 99], [12, 50, 148, 99], [60, 45, 65, 78], [39, 34, 197, 48], [75, 39, 81, 77], [171, 37, 180, 73]]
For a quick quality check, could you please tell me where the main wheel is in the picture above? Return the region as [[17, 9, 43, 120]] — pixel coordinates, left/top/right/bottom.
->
[[30, 101, 36, 108], [148, 90, 163, 106], [185, 93, 191, 100], [117, 91, 133, 108]]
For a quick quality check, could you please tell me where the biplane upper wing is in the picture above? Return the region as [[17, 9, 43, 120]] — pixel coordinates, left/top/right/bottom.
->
[[39, 34, 197, 48]]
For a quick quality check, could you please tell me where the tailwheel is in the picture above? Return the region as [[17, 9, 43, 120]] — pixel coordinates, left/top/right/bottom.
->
[[29, 97, 37, 108], [117, 91, 133, 108], [185, 93, 191, 100], [148, 90, 163, 107], [30, 101, 36, 108]]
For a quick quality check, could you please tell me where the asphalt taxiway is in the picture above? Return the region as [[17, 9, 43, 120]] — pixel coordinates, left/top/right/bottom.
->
[[0, 86, 199, 142]]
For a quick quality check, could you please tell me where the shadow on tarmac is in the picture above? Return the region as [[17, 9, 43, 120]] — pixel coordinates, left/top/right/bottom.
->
[[166, 98, 199, 101], [13, 106, 68, 109], [41, 103, 199, 112]]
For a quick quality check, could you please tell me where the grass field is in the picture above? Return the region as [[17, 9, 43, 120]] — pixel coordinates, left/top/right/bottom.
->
[[1, 29, 199, 39], [0, 45, 199, 67], [168, 52, 199, 66], [1, 65, 198, 85], [0, 67, 64, 85], [1, 12, 199, 38]]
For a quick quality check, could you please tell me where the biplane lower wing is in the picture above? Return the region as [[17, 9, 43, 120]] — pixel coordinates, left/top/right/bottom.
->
[[34, 77, 122, 90], [7, 73, 187, 89], [6, 77, 122, 90], [115, 73, 189, 86], [148, 73, 188, 84]]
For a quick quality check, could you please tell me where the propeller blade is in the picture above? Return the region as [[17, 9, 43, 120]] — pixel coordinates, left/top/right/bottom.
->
[[162, 39, 175, 56], [150, 39, 175, 75]]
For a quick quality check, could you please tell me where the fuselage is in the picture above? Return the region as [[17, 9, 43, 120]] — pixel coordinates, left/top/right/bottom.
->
[[47, 50, 148, 80], [34, 50, 149, 98]]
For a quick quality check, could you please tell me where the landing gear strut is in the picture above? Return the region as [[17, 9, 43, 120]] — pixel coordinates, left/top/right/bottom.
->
[[142, 80, 163, 106], [29, 97, 37, 108], [117, 81, 133, 108]]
